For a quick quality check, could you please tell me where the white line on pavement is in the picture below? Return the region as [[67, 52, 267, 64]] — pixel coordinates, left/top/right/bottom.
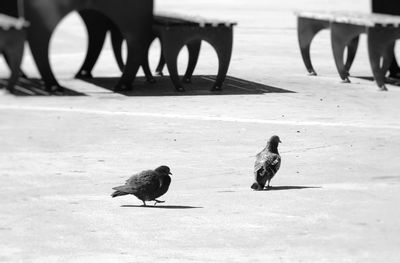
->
[[0, 104, 399, 130]]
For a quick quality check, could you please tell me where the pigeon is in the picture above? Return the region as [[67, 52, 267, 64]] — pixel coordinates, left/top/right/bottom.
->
[[251, 135, 282, 190], [111, 165, 172, 206]]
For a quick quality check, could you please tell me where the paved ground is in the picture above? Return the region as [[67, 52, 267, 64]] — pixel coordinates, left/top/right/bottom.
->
[[1, 0, 400, 262]]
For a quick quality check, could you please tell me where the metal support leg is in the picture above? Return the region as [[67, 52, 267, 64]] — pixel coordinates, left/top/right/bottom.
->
[[207, 27, 233, 91], [159, 25, 234, 92], [110, 23, 125, 72], [367, 27, 399, 91], [183, 40, 201, 83], [159, 29, 186, 92], [387, 43, 400, 78], [330, 22, 364, 83], [297, 17, 329, 76], [155, 42, 166, 76], [1, 30, 25, 93], [344, 36, 360, 72], [141, 43, 156, 83], [27, 19, 63, 92], [76, 10, 110, 79]]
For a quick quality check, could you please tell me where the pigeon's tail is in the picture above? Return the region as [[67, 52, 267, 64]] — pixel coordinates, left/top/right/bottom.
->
[[111, 185, 134, 198], [251, 182, 262, 190], [111, 190, 128, 198]]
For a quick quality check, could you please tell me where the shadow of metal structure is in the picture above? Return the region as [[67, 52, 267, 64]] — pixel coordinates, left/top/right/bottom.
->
[[0, 78, 86, 96], [81, 75, 295, 96], [353, 75, 400, 87]]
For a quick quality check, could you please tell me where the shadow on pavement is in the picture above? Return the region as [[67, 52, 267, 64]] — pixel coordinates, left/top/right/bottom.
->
[[0, 78, 86, 96], [121, 205, 203, 209], [353, 76, 400, 87], [371, 175, 400, 181], [82, 75, 295, 96], [262, 186, 321, 191]]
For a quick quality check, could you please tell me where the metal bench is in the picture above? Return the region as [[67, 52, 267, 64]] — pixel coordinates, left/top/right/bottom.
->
[[0, 14, 28, 93], [23, 0, 153, 93], [76, 12, 236, 92], [150, 13, 236, 92], [297, 11, 400, 91]]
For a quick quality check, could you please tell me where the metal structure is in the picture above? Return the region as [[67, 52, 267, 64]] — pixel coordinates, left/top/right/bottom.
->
[[23, 0, 153, 92], [297, 11, 400, 91], [372, 0, 400, 77]]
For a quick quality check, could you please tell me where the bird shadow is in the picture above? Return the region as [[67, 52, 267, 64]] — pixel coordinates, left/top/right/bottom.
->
[[260, 186, 321, 191], [121, 205, 203, 209]]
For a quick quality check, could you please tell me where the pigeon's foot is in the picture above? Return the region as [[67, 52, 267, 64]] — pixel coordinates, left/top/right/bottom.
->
[[154, 199, 165, 206]]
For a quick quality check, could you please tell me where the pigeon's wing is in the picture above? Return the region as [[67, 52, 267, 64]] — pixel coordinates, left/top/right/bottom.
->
[[255, 152, 280, 169], [125, 171, 145, 184], [125, 170, 154, 184], [253, 153, 280, 187], [160, 175, 171, 189], [125, 170, 161, 195], [255, 152, 281, 176], [264, 153, 280, 170], [273, 155, 281, 172], [154, 175, 171, 197], [254, 150, 270, 172]]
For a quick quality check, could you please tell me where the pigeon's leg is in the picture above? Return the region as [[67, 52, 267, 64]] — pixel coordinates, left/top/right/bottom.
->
[[154, 199, 165, 206], [142, 200, 147, 206]]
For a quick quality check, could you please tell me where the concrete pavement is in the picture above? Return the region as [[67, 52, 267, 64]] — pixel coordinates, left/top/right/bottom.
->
[[1, 0, 400, 262]]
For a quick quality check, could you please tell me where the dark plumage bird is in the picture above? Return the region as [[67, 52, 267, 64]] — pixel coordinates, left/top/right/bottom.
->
[[111, 165, 172, 206], [251, 135, 282, 190]]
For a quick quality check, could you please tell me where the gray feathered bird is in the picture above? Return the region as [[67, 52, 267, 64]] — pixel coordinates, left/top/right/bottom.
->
[[111, 165, 172, 206], [251, 135, 281, 190]]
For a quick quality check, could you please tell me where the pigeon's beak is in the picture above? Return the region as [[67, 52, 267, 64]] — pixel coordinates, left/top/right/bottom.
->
[[168, 172, 172, 175], [279, 139, 282, 143]]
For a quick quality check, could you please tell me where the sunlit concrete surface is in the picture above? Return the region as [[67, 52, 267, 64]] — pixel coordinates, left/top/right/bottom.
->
[[1, 0, 400, 262]]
